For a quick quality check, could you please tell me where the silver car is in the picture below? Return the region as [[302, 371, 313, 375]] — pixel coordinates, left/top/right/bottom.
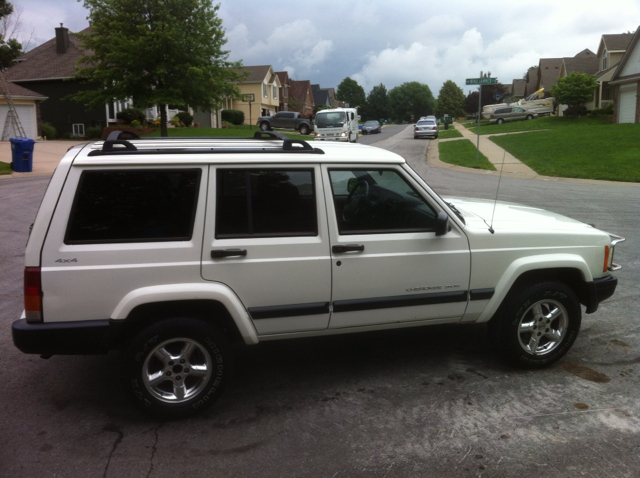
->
[[414, 119, 438, 139], [489, 107, 538, 124]]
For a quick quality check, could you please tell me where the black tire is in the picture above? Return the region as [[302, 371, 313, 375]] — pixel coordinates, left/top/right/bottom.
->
[[299, 124, 310, 135], [259, 122, 270, 131], [120, 317, 231, 419], [526, 115, 533, 120], [497, 118, 505, 124], [488, 282, 581, 368]]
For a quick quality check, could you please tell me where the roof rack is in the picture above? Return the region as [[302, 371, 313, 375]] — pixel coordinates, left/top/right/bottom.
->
[[88, 130, 324, 157]]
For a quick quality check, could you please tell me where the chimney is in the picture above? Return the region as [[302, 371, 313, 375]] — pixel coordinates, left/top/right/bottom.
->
[[55, 23, 69, 54]]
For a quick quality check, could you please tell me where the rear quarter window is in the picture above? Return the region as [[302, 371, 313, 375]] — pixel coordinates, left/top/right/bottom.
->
[[64, 169, 201, 244]]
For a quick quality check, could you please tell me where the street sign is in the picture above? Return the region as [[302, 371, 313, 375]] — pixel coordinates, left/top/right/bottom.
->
[[466, 77, 497, 85]]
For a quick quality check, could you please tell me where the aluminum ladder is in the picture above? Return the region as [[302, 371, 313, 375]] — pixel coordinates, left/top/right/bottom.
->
[[1, 71, 27, 140]]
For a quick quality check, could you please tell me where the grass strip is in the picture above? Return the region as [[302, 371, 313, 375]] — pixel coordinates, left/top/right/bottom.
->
[[0, 161, 12, 175], [438, 139, 495, 171], [438, 128, 462, 139], [490, 123, 640, 182]]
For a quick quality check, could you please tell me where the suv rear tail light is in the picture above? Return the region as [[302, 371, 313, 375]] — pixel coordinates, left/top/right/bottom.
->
[[24, 267, 43, 323]]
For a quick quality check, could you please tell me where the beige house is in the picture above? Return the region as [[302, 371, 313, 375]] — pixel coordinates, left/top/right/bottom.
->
[[594, 33, 633, 109], [610, 27, 640, 123], [228, 65, 281, 125]]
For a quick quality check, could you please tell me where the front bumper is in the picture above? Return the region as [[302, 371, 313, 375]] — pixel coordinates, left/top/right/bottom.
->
[[12, 318, 123, 355], [584, 275, 618, 314]]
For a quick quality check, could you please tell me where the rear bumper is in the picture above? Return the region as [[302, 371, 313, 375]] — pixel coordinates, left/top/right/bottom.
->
[[584, 275, 618, 314], [12, 319, 122, 355]]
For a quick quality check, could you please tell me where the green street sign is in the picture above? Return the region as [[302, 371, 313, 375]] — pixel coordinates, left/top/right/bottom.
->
[[466, 77, 497, 85]]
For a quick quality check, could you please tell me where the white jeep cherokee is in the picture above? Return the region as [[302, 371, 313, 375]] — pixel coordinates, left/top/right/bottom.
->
[[12, 131, 624, 418]]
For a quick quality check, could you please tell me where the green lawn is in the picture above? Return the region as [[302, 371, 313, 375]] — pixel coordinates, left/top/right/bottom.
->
[[490, 121, 640, 182], [0, 161, 11, 175], [438, 139, 495, 171], [438, 127, 463, 139], [464, 115, 611, 135]]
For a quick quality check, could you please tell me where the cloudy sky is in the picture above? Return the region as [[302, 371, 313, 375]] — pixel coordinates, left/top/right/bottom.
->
[[12, 0, 640, 96]]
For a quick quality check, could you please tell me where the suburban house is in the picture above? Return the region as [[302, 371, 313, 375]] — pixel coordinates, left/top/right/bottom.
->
[[228, 65, 281, 124], [289, 80, 314, 116], [275, 71, 290, 111], [536, 57, 563, 92], [593, 32, 634, 109], [312, 84, 332, 109], [511, 78, 526, 100], [4, 25, 133, 137], [0, 79, 47, 140], [524, 67, 539, 97], [610, 27, 640, 123]]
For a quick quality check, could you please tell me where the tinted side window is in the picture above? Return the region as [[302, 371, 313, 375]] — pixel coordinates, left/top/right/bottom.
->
[[216, 169, 317, 238], [65, 169, 201, 244], [329, 169, 437, 235]]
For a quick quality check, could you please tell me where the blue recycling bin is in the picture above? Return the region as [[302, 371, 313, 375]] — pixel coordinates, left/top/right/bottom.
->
[[10, 138, 35, 172]]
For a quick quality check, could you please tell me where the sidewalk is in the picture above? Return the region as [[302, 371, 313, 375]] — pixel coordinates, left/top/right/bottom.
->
[[431, 121, 541, 180], [0, 140, 86, 179]]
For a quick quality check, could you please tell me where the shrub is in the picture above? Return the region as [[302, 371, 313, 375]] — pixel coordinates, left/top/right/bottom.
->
[[175, 111, 193, 127], [116, 107, 146, 124], [169, 116, 182, 127], [564, 105, 588, 117], [589, 104, 614, 116], [221, 109, 245, 125], [86, 126, 103, 139], [221, 120, 233, 128], [130, 120, 143, 130], [41, 122, 57, 139]]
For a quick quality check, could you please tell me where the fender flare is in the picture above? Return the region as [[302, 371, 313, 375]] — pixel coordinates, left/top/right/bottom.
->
[[476, 254, 593, 323], [110, 283, 259, 344]]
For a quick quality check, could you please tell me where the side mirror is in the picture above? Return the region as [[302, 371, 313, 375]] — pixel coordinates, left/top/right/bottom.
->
[[435, 211, 450, 236]]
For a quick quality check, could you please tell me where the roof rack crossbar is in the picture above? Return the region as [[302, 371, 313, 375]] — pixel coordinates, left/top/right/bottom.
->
[[102, 139, 138, 152], [106, 130, 141, 141]]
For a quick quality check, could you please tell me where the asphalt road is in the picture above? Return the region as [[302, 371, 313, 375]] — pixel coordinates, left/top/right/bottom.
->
[[1, 127, 638, 477]]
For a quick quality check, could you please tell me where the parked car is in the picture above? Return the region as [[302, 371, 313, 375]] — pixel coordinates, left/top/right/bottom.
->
[[12, 130, 624, 419], [414, 119, 438, 139], [489, 107, 538, 124], [362, 120, 381, 134], [257, 111, 313, 135]]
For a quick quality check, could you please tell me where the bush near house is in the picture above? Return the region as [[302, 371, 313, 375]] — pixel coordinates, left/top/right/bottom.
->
[[221, 109, 245, 125], [41, 122, 57, 140], [174, 111, 194, 127], [116, 107, 146, 124]]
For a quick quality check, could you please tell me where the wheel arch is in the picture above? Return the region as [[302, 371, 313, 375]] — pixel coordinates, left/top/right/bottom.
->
[[109, 284, 258, 347], [476, 255, 593, 323]]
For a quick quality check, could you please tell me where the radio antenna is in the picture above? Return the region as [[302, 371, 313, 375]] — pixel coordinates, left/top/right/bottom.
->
[[488, 148, 508, 234]]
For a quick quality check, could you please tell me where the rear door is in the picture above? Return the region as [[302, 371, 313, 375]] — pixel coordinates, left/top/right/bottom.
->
[[323, 165, 471, 329], [201, 164, 332, 335]]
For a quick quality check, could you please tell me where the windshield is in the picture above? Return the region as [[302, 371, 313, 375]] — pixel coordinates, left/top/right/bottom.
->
[[315, 111, 346, 128], [364, 121, 378, 126]]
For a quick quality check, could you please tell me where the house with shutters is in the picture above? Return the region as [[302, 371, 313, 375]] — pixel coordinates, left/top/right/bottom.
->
[[4, 25, 132, 137], [610, 27, 640, 123]]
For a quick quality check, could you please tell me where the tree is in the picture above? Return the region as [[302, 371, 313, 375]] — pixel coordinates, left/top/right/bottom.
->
[[434, 80, 465, 118], [0, 1, 25, 69], [550, 72, 598, 111], [336, 77, 366, 109], [71, 0, 244, 136], [464, 91, 479, 114], [388, 82, 435, 123], [364, 83, 389, 121]]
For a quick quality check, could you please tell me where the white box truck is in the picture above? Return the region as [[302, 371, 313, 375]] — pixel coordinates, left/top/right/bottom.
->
[[314, 108, 359, 142]]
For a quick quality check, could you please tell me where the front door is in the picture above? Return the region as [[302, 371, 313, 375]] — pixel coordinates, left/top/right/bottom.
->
[[201, 165, 331, 335], [323, 166, 471, 329]]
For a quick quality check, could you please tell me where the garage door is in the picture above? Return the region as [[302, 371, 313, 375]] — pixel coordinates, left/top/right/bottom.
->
[[0, 104, 37, 139], [618, 85, 637, 123]]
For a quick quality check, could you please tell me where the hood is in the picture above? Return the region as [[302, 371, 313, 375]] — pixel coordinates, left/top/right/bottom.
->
[[444, 196, 595, 233]]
